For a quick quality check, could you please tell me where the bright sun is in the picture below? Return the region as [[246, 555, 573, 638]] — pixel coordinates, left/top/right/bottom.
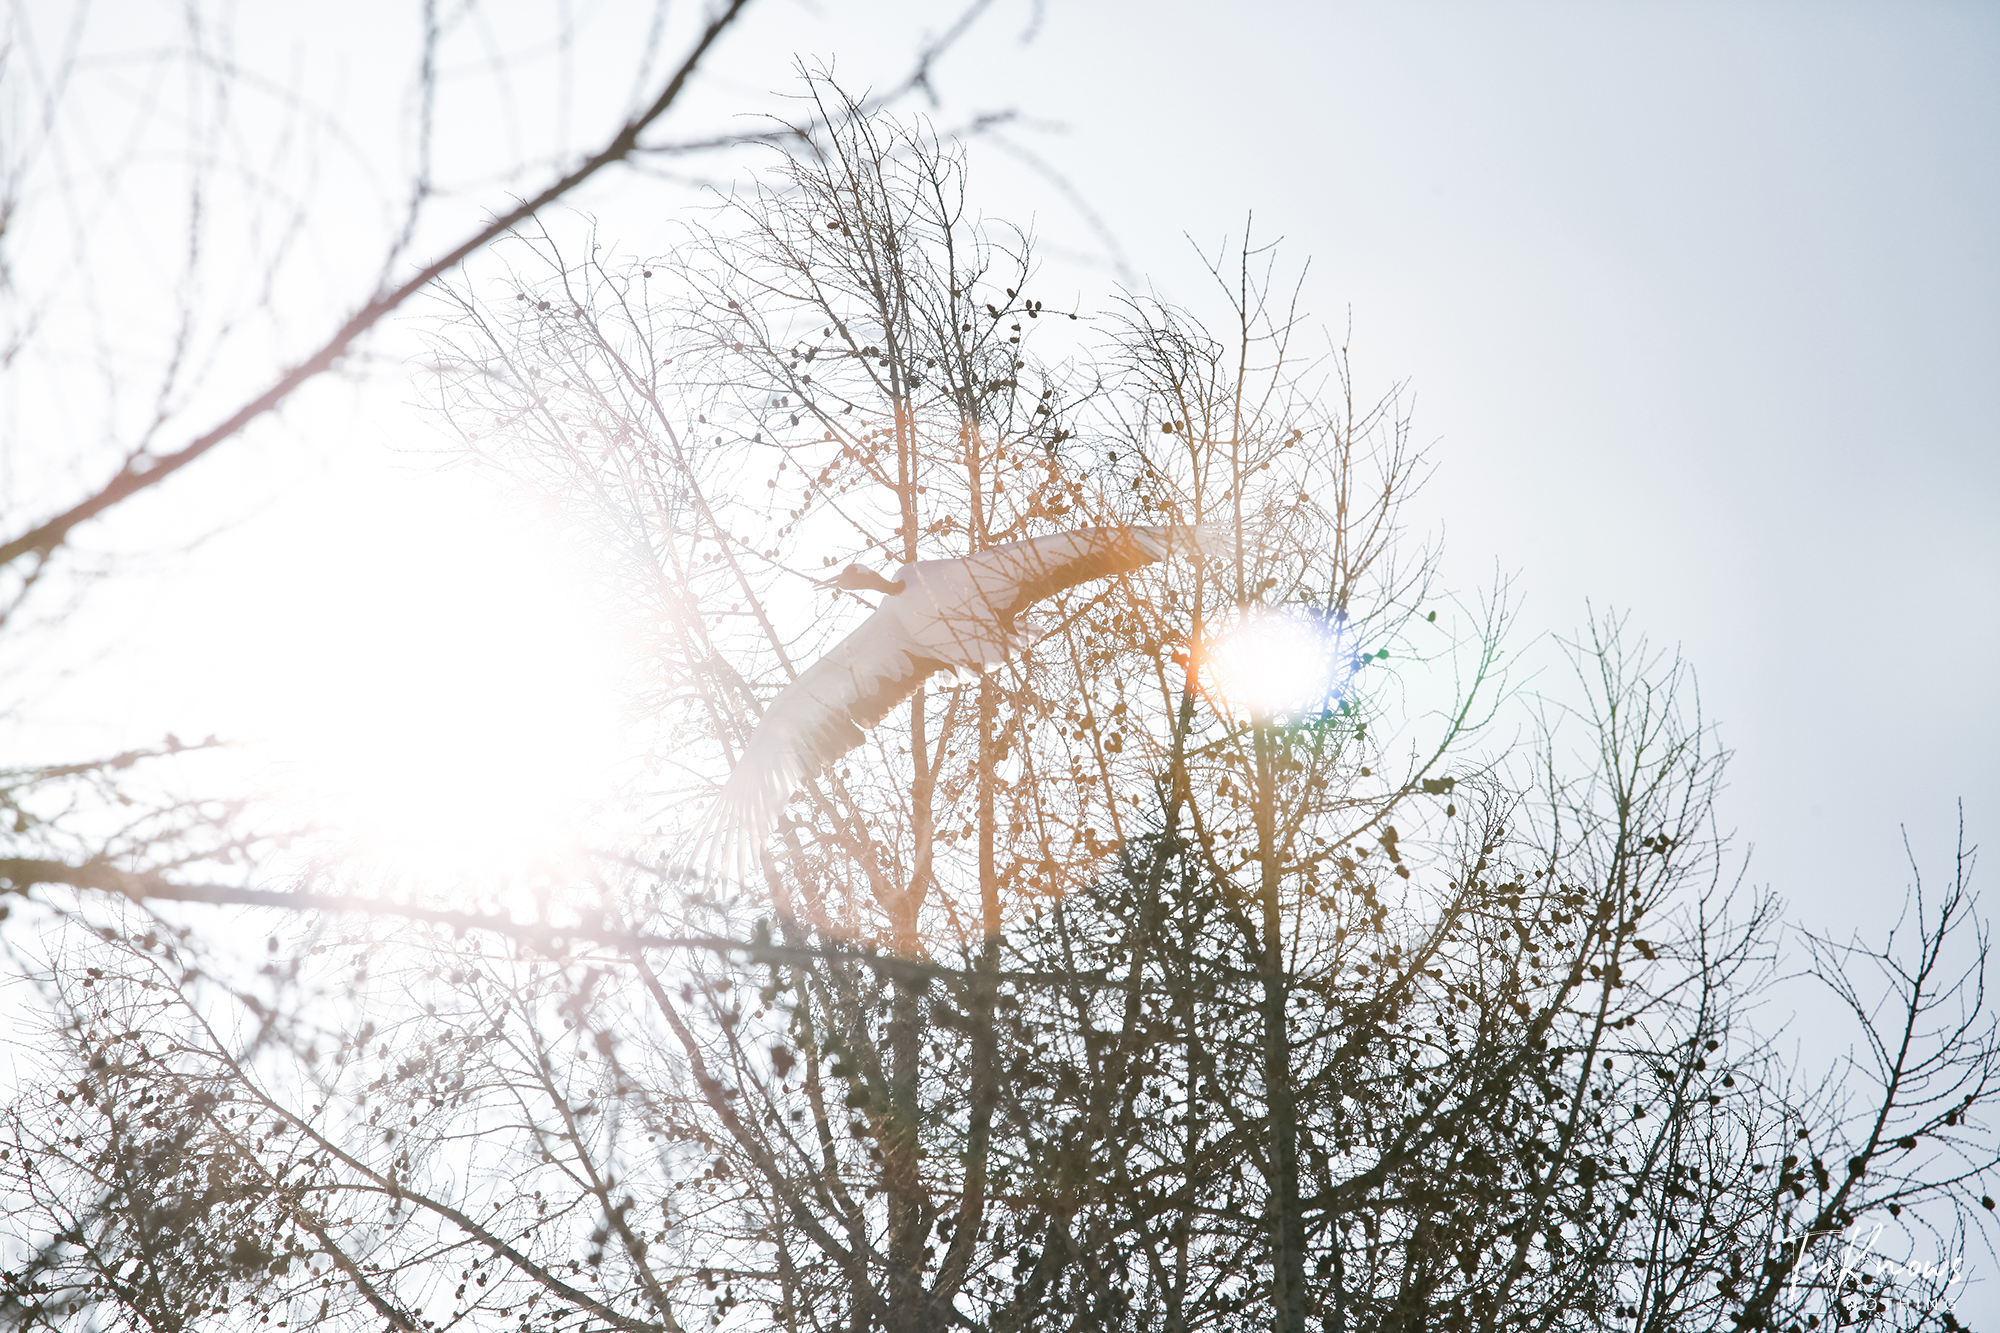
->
[[1199, 605, 1359, 724], [215, 458, 637, 884]]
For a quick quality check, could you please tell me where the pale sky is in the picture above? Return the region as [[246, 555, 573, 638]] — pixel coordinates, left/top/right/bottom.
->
[[11, 0, 1994, 1009], [13, 0, 1996, 1048], [929, 1, 2000, 946]]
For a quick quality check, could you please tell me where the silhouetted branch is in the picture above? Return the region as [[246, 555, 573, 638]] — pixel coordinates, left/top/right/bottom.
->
[[0, 0, 753, 570]]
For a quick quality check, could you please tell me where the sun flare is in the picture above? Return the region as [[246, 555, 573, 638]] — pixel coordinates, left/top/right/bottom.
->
[[1199, 606, 1359, 724], [228, 466, 637, 883]]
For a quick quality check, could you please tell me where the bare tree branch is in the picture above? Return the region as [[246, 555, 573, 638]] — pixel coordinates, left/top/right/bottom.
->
[[0, 0, 751, 572]]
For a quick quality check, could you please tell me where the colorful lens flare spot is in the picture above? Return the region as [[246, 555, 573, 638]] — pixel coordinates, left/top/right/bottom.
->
[[1200, 606, 1359, 723]]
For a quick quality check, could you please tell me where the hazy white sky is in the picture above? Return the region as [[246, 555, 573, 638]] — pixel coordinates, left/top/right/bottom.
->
[[946, 1, 1999, 940], [10, 1, 1990, 933], [14, 0, 1994, 970]]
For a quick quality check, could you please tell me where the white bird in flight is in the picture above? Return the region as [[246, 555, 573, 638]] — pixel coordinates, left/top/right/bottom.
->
[[689, 524, 1215, 881]]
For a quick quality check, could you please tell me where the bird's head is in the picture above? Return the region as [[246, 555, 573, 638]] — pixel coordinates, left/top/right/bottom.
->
[[830, 564, 907, 596]]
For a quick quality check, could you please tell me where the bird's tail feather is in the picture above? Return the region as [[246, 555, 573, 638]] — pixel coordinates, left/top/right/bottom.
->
[[1178, 521, 1232, 561], [676, 795, 760, 891]]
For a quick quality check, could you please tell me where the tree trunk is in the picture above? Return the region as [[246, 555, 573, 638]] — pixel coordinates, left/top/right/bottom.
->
[[1255, 726, 1307, 1333]]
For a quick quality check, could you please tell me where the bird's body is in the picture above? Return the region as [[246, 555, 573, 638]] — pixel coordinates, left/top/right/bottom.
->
[[689, 524, 1213, 881]]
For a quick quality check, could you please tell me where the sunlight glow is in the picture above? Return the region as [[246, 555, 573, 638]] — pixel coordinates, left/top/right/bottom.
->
[[215, 458, 638, 884], [1199, 606, 1359, 724]]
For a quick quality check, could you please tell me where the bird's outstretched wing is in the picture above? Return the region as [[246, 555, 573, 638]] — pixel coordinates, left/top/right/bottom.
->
[[963, 524, 1219, 621], [688, 523, 1220, 883], [686, 609, 949, 885]]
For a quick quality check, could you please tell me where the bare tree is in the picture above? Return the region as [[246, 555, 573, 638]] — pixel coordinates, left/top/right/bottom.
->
[[0, 3, 1009, 974], [2, 77, 1993, 1333]]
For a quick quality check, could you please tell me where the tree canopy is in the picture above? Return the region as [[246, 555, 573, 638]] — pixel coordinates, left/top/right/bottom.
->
[[2, 59, 1994, 1333]]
